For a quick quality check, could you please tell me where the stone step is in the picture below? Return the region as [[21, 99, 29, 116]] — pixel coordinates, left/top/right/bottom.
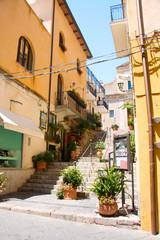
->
[[18, 187, 52, 194], [30, 174, 59, 180], [23, 182, 54, 189], [27, 178, 58, 185]]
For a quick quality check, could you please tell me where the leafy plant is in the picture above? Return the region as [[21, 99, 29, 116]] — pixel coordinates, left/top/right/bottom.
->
[[32, 151, 53, 165], [111, 124, 119, 130], [96, 121, 102, 127], [68, 141, 77, 152], [56, 186, 64, 199], [0, 172, 7, 193], [90, 166, 125, 204], [60, 165, 83, 189], [95, 141, 106, 150], [119, 102, 134, 127], [130, 132, 135, 161]]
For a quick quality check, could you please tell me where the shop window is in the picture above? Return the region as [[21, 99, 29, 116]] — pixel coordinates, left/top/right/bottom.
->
[[59, 32, 66, 52], [17, 36, 33, 71], [109, 110, 114, 118], [0, 126, 22, 168]]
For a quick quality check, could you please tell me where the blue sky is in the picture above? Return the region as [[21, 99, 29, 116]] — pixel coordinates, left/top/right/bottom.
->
[[66, 0, 128, 84]]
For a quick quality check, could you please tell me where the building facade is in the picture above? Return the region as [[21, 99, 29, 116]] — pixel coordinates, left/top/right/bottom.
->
[[110, 0, 160, 234], [0, 0, 92, 194]]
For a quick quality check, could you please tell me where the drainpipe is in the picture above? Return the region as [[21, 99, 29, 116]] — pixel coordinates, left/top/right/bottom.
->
[[136, 0, 156, 235], [47, 0, 56, 149]]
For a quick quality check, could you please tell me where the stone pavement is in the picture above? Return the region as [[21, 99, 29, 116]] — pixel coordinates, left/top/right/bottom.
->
[[0, 192, 140, 230]]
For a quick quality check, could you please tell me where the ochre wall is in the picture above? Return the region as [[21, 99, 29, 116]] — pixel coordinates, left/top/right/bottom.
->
[[127, 0, 160, 233], [0, 0, 87, 105]]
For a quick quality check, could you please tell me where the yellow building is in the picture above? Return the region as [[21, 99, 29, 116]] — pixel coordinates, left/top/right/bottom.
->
[[110, 0, 160, 234], [0, 0, 92, 193]]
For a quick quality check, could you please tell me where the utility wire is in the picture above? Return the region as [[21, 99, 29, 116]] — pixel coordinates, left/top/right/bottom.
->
[[2, 36, 160, 77], [1, 45, 160, 81]]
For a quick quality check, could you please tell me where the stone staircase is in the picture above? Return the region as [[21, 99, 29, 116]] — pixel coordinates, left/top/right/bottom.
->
[[18, 129, 138, 208]]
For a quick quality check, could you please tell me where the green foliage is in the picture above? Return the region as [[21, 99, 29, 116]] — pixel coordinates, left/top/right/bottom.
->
[[56, 186, 64, 199], [93, 113, 102, 128], [60, 165, 83, 189], [32, 151, 53, 164], [68, 141, 77, 152], [111, 124, 119, 130], [0, 172, 7, 193], [90, 166, 125, 203], [119, 102, 134, 126], [95, 141, 106, 150], [130, 132, 135, 161]]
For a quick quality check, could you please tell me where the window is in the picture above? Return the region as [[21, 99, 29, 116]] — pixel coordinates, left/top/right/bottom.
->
[[77, 58, 82, 74], [17, 36, 33, 71], [128, 81, 132, 90], [59, 32, 66, 52], [109, 110, 114, 118]]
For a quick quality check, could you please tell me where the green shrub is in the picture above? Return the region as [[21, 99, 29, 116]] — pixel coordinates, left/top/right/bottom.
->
[[90, 166, 125, 204], [32, 151, 53, 165], [56, 186, 64, 199], [60, 165, 83, 189], [95, 141, 105, 150]]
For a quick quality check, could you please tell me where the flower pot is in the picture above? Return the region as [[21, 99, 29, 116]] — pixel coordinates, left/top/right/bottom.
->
[[129, 125, 134, 130], [97, 127, 101, 132], [70, 150, 76, 161], [98, 201, 118, 216], [36, 161, 47, 171], [81, 133, 85, 138], [78, 139, 83, 145], [97, 151, 103, 159], [113, 128, 118, 131], [64, 188, 77, 200]]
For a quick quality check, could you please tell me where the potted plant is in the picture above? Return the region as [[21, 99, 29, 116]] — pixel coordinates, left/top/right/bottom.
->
[[95, 141, 105, 160], [59, 165, 84, 200], [68, 141, 77, 161], [128, 118, 134, 130], [96, 121, 102, 131], [32, 151, 53, 170], [0, 172, 7, 193], [90, 166, 125, 216], [111, 124, 119, 131]]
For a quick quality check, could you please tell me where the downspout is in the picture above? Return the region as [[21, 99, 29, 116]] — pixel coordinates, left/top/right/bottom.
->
[[136, 0, 156, 235], [47, 0, 56, 148]]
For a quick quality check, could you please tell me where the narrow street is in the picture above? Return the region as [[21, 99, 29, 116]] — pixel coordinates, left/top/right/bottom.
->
[[0, 209, 159, 240]]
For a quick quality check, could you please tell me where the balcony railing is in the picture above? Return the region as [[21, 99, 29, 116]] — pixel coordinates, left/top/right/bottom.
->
[[87, 81, 97, 97], [55, 91, 87, 119], [87, 67, 105, 95], [97, 100, 108, 110], [110, 4, 126, 22]]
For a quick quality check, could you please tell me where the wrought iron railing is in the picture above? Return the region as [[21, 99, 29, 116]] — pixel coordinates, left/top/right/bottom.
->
[[87, 81, 97, 97], [87, 67, 105, 95], [97, 100, 108, 110], [110, 4, 126, 22], [55, 91, 88, 119]]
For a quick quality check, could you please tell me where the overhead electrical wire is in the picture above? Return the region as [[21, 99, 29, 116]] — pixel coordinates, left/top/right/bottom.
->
[[1, 45, 160, 81], [1, 36, 160, 78]]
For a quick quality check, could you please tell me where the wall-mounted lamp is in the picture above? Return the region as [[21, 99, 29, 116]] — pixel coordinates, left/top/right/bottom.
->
[[118, 82, 124, 92], [70, 82, 75, 88]]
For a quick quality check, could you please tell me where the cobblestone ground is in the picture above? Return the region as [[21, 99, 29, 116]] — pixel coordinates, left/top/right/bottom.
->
[[0, 209, 160, 240]]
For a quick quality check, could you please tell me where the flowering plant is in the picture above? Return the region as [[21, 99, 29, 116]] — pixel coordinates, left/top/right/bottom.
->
[[0, 172, 7, 193]]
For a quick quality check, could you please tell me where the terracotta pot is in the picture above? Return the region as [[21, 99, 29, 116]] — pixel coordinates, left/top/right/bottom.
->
[[113, 128, 118, 131], [97, 127, 101, 132], [70, 150, 76, 160], [97, 151, 103, 159], [78, 139, 83, 145], [36, 161, 47, 171], [98, 201, 118, 216], [64, 188, 77, 200], [129, 125, 134, 130], [81, 133, 85, 138]]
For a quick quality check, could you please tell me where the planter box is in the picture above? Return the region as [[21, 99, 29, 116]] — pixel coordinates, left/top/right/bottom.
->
[[67, 91, 86, 109]]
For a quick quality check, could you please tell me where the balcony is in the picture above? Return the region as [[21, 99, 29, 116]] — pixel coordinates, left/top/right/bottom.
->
[[55, 91, 87, 120], [97, 100, 108, 113], [110, 4, 129, 57], [87, 81, 97, 100]]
